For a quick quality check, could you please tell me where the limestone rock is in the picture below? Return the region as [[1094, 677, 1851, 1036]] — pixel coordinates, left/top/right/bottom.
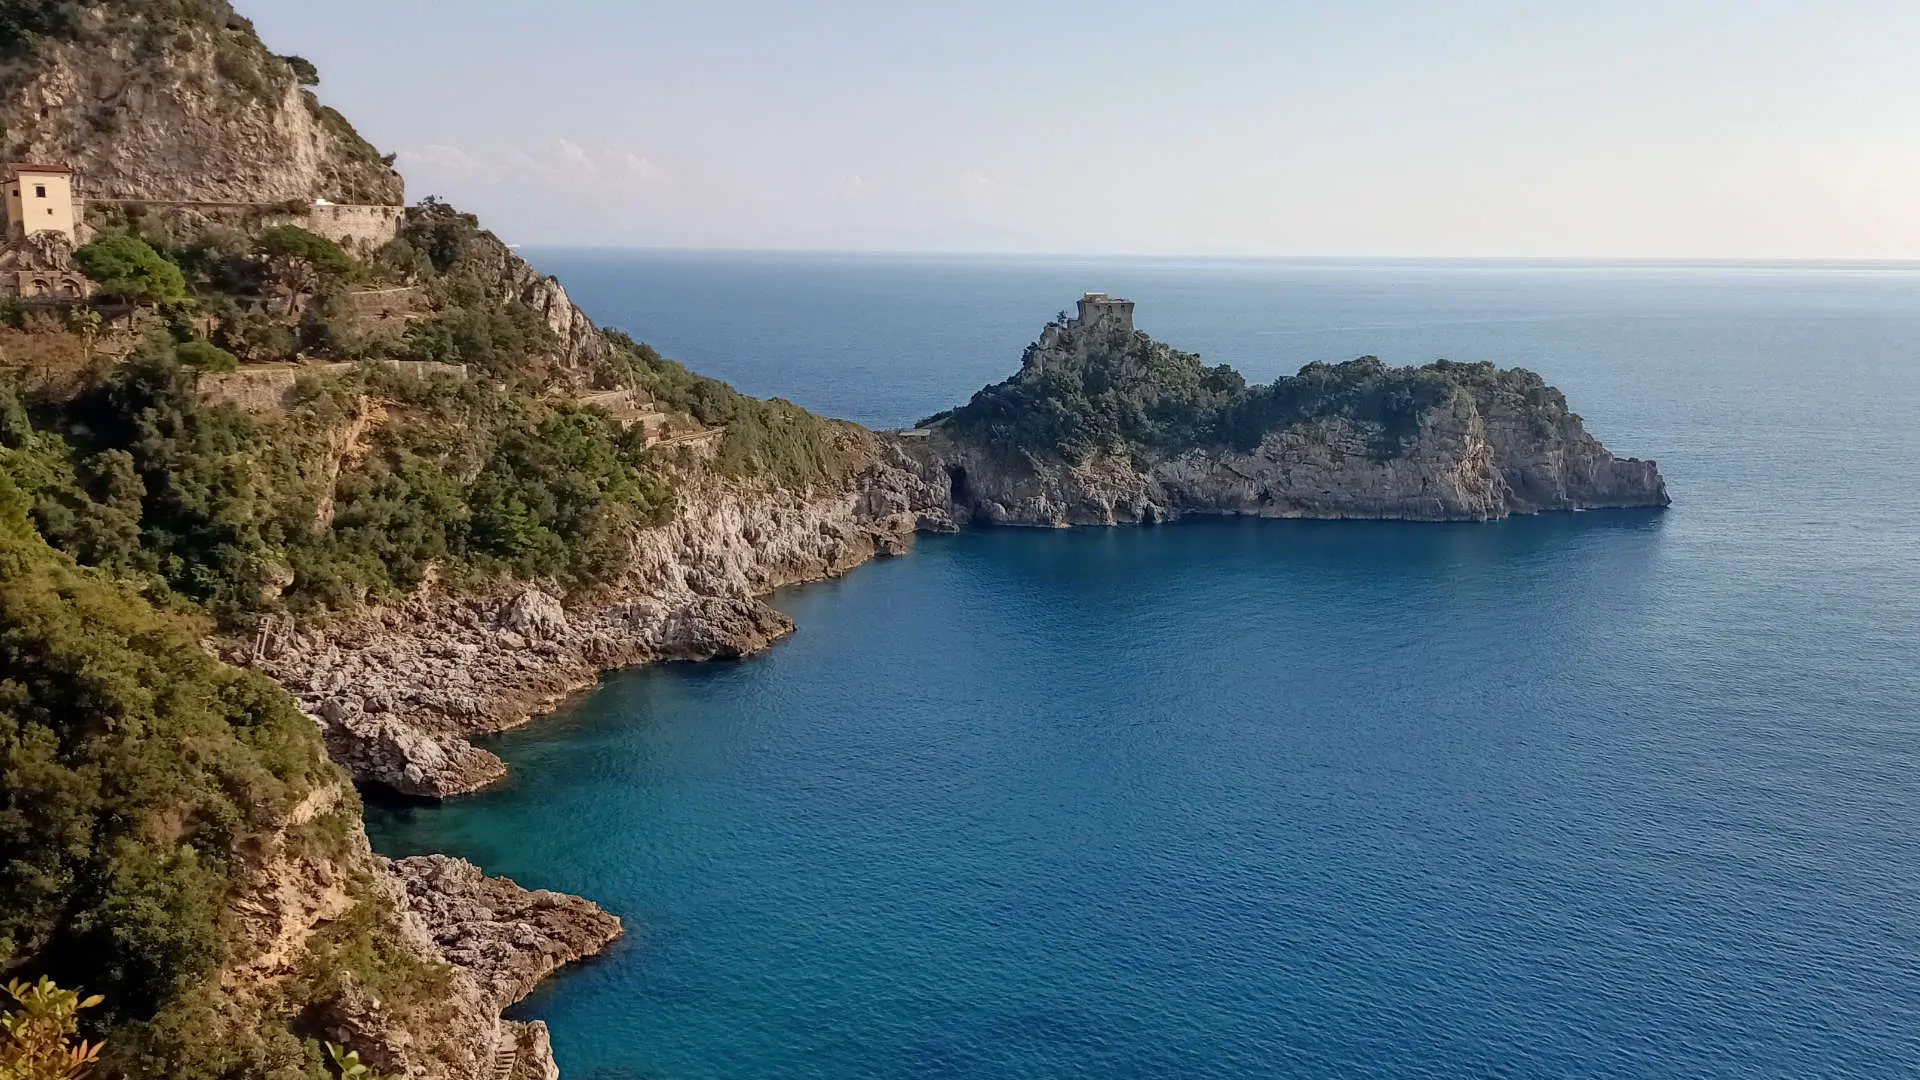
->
[[253, 435, 953, 800], [501, 588, 568, 642], [0, 6, 402, 204], [381, 855, 623, 1016], [657, 596, 794, 660]]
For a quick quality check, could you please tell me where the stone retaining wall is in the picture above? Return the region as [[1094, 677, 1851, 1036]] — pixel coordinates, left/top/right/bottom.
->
[[199, 360, 467, 414], [82, 199, 403, 253]]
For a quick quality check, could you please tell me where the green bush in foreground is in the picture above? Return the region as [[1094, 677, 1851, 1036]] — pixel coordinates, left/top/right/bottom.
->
[[0, 977, 104, 1080]]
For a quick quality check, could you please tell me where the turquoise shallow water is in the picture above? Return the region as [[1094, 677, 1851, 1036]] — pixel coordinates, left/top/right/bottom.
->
[[368, 256, 1920, 1079]]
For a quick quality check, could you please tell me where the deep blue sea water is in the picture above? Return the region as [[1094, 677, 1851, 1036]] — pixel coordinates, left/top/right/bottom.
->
[[367, 254, 1920, 1079]]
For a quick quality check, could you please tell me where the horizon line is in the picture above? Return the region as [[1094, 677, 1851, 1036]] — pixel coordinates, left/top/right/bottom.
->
[[507, 244, 1920, 266]]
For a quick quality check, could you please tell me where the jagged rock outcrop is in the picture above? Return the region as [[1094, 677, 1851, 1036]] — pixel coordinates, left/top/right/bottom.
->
[[383, 855, 623, 1016], [206, 777, 602, 1080], [0, 2, 401, 204], [495, 246, 611, 381], [911, 318, 1667, 526], [290, 853, 618, 1080], [250, 441, 954, 798]]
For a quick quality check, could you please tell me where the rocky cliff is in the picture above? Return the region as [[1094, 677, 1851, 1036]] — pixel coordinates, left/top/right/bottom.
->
[[221, 786, 620, 1080], [0, 1, 401, 203], [248, 436, 953, 798], [912, 318, 1667, 526], [412, 201, 616, 384], [364, 856, 622, 1080]]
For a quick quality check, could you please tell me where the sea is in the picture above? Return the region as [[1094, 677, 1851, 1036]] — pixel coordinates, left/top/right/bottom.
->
[[365, 253, 1920, 1079]]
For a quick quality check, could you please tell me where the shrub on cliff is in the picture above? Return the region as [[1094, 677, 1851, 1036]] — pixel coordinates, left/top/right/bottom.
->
[[942, 332, 1485, 464], [0, 381, 145, 576], [173, 341, 238, 372], [0, 2, 82, 60], [72, 236, 186, 307], [62, 348, 274, 612], [279, 53, 318, 85], [943, 330, 1245, 463], [1217, 357, 1454, 457], [397, 301, 555, 381], [605, 331, 852, 485], [467, 408, 673, 584]]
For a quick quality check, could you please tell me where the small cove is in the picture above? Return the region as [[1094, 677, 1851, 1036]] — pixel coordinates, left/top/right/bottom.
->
[[369, 255, 1920, 1079]]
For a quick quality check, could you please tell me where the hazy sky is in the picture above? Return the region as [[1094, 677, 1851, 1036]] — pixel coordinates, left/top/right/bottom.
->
[[244, 0, 1920, 257]]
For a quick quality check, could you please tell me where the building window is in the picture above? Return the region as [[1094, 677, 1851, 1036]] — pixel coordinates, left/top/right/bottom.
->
[[34, 185, 45, 198]]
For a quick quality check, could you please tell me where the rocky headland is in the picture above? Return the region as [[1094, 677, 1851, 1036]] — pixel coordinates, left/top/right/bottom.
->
[[908, 310, 1668, 528]]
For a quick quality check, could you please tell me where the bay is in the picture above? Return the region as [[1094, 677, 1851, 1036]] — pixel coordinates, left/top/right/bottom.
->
[[368, 253, 1920, 1079]]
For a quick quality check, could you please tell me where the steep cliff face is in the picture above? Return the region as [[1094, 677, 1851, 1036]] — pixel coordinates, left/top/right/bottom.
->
[[0, 2, 401, 203], [913, 319, 1667, 526]]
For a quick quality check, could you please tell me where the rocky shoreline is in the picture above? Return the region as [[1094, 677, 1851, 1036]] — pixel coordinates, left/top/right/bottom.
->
[[244, 346, 1667, 1078], [322, 855, 622, 1080], [247, 442, 955, 797]]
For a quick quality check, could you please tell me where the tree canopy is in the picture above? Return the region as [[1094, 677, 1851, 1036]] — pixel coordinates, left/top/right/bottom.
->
[[71, 237, 186, 307], [256, 226, 356, 314]]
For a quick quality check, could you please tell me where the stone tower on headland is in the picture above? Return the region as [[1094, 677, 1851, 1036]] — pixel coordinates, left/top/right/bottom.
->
[[1027, 293, 1141, 373], [1074, 292, 1135, 332]]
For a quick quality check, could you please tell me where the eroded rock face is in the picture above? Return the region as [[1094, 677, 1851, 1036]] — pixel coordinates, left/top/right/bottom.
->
[[502, 587, 569, 642], [281, 853, 618, 1080], [0, 8, 402, 204]]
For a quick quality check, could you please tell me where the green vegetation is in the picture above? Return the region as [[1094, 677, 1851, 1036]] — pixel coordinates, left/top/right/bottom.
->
[[256, 226, 355, 315], [1217, 357, 1457, 456], [465, 408, 673, 582], [0, 3, 80, 60], [322, 1043, 394, 1080], [603, 330, 854, 485], [931, 323, 1549, 464], [0, 978, 104, 1080], [0, 463, 315, 1059], [0, 458, 452, 1078], [72, 237, 186, 307], [931, 329, 1245, 463], [0, 198, 863, 624], [279, 54, 318, 86], [173, 341, 237, 372], [4, 334, 687, 618]]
